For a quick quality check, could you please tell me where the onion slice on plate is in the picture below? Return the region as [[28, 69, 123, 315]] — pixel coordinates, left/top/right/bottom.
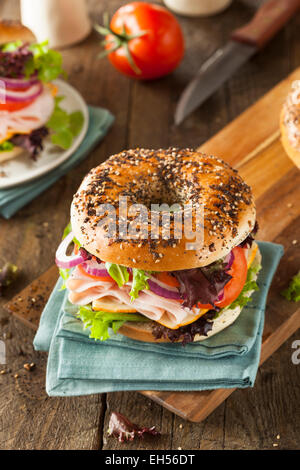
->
[[2, 82, 43, 103], [55, 231, 85, 269], [0, 76, 40, 90]]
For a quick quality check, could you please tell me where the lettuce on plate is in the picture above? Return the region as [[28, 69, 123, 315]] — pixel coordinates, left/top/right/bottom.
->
[[47, 96, 84, 150]]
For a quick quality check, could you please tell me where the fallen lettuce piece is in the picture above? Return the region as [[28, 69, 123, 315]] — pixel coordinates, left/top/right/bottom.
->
[[108, 412, 160, 443], [47, 96, 84, 150], [76, 304, 148, 341], [281, 271, 300, 302], [0, 263, 19, 296]]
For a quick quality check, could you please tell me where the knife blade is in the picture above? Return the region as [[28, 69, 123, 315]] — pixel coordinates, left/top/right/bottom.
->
[[175, 0, 300, 125], [175, 41, 255, 126]]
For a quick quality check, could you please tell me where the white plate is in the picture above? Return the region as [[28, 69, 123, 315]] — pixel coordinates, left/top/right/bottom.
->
[[0, 79, 89, 189]]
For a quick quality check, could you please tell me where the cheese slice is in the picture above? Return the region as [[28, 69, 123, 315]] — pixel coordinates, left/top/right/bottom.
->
[[92, 297, 137, 313]]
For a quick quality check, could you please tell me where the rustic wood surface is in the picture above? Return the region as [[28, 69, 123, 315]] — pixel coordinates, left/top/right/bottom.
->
[[0, 0, 299, 449], [5, 66, 300, 424]]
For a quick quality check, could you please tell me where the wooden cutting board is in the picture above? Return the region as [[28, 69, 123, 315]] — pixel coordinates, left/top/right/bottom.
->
[[5, 67, 300, 423]]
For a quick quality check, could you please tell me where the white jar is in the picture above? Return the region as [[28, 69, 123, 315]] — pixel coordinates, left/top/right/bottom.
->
[[20, 0, 91, 48], [163, 0, 232, 17]]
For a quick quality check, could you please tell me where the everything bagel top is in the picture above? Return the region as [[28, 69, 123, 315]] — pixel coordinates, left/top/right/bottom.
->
[[71, 148, 256, 271]]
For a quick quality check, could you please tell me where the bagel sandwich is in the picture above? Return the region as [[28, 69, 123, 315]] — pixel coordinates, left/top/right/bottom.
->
[[56, 148, 261, 344], [280, 79, 300, 169], [0, 21, 84, 164]]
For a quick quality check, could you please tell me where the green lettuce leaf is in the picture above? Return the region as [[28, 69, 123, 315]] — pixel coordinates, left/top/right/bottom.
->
[[281, 271, 300, 302], [25, 41, 65, 82], [224, 262, 261, 312], [59, 268, 70, 291], [2, 40, 23, 52], [62, 222, 72, 239], [47, 96, 84, 150], [58, 222, 82, 288], [76, 304, 148, 341], [0, 141, 14, 152], [130, 268, 151, 300], [105, 263, 129, 287]]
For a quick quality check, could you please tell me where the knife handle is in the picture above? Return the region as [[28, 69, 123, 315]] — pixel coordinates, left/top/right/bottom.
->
[[231, 0, 300, 49]]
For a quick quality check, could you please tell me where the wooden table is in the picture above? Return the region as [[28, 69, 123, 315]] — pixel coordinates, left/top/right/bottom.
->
[[0, 0, 299, 450]]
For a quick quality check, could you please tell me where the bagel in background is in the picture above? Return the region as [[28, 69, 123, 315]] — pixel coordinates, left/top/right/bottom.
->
[[0, 20, 37, 163], [0, 19, 36, 45], [280, 80, 300, 169]]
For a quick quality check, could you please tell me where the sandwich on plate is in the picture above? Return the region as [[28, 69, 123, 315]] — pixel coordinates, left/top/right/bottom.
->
[[0, 20, 83, 163], [55, 148, 261, 344]]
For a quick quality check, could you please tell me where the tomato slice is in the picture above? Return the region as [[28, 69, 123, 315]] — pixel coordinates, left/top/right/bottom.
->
[[78, 264, 113, 283], [0, 98, 35, 112], [195, 247, 248, 310], [215, 246, 248, 309], [155, 271, 180, 288]]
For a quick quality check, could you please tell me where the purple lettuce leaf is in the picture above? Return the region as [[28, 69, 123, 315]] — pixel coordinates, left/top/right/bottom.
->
[[239, 221, 259, 248], [152, 310, 216, 346], [11, 126, 49, 160], [107, 412, 160, 443], [0, 45, 33, 78], [173, 266, 232, 309]]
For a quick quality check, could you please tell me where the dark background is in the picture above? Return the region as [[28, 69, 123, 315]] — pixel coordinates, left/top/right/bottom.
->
[[0, 0, 299, 450]]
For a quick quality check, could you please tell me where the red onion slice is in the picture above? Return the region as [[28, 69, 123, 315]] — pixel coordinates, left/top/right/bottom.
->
[[148, 274, 179, 292], [224, 251, 234, 270], [81, 260, 111, 278], [147, 279, 181, 300], [1, 82, 43, 103], [55, 231, 85, 269], [0, 76, 40, 90]]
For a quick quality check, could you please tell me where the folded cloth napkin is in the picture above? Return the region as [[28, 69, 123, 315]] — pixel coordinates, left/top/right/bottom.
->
[[0, 106, 114, 219], [33, 241, 283, 395]]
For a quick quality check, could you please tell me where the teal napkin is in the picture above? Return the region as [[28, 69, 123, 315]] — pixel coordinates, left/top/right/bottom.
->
[[0, 106, 114, 219], [34, 241, 283, 395]]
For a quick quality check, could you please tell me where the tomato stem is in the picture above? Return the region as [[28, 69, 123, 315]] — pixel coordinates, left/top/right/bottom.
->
[[95, 13, 149, 76]]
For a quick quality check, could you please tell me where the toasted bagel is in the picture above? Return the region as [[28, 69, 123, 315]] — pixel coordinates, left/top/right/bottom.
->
[[71, 148, 256, 271]]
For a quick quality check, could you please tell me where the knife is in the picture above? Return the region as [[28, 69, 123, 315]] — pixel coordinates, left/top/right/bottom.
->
[[175, 0, 300, 125]]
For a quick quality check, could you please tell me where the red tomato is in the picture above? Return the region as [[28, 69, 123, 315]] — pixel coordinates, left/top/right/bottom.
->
[[155, 271, 180, 288], [0, 98, 35, 112], [103, 2, 184, 80], [196, 246, 248, 310], [78, 264, 114, 283]]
